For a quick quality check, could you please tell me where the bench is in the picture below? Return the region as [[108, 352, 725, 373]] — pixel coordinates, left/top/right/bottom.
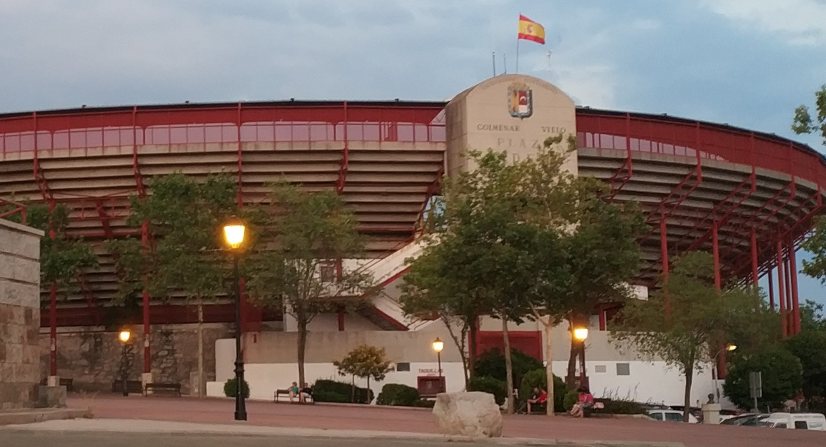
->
[[144, 383, 182, 397], [40, 377, 74, 392], [274, 388, 314, 404]]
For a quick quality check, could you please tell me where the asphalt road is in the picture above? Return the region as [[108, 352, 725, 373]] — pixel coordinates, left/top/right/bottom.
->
[[0, 431, 653, 447]]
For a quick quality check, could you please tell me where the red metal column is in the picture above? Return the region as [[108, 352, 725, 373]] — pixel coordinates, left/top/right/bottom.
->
[[784, 252, 794, 335], [141, 221, 151, 374], [660, 217, 671, 318], [49, 283, 57, 377], [789, 244, 801, 335], [777, 241, 787, 337], [712, 221, 721, 289], [768, 265, 775, 310], [750, 228, 759, 287]]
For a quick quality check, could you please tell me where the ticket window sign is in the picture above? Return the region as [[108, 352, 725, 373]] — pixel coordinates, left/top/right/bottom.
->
[[417, 376, 446, 396]]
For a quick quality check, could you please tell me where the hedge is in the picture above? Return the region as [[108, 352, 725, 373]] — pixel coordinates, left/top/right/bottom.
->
[[223, 377, 250, 399], [468, 375, 506, 405], [376, 384, 420, 407], [519, 368, 567, 412], [313, 379, 374, 404]]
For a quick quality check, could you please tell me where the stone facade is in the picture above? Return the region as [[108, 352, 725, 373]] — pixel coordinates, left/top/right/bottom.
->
[[39, 323, 233, 395], [0, 219, 43, 409]]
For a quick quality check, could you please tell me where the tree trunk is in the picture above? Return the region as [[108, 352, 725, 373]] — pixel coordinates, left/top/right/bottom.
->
[[501, 317, 514, 414], [468, 317, 479, 380], [297, 307, 308, 387], [566, 336, 578, 387], [542, 319, 555, 416], [683, 360, 694, 423], [197, 298, 204, 398]]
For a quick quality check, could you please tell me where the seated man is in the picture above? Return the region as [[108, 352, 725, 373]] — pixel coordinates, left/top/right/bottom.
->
[[288, 381, 300, 403], [527, 386, 548, 414], [299, 382, 313, 403]]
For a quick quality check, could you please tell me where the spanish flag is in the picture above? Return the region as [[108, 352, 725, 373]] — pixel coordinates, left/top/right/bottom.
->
[[517, 14, 545, 44]]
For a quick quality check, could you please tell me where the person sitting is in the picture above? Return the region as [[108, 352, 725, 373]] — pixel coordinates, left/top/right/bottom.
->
[[569, 387, 594, 418], [288, 381, 300, 403], [527, 386, 548, 414], [299, 382, 313, 403]]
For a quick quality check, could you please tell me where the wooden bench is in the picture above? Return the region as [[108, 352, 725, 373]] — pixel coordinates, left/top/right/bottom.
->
[[41, 377, 74, 392], [274, 388, 314, 404], [144, 383, 182, 397]]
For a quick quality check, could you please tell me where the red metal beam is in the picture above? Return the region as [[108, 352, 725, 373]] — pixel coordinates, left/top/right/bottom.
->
[[0, 197, 27, 223], [750, 228, 759, 287], [712, 221, 721, 290], [789, 243, 801, 335], [336, 102, 349, 194], [94, 199, 113, 239], [777, 240, 787, 337], [645, 164, 702, 226], [682, 172, 756, 252]]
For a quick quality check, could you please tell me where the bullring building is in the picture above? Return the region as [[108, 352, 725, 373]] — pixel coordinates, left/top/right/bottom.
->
[[0, 75, 821, 405]]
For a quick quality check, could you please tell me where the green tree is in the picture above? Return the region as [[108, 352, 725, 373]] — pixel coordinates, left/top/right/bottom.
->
[[612, 251, 776, 422], [245, 183, 373, 386], [333, 344, 392, 403], [792, 84, 826, 145], [723, 346, 802, 410], [120, 173, 239, 394]]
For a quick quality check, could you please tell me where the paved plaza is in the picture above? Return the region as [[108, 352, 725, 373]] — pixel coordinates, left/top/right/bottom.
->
[[2, 395, 819, 447]]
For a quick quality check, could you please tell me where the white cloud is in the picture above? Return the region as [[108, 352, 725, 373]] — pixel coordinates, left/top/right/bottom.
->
[[701, 0, 826, 45]]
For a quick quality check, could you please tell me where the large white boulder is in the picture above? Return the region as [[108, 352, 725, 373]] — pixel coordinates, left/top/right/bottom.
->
[[432, 391, 503, 438]]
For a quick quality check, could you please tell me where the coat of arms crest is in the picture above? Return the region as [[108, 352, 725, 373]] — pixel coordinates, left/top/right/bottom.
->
[[508, 82, 532, 118]]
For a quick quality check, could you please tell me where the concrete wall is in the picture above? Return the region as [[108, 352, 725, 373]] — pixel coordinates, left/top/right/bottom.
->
[[445, 74, 578, 176], [40, 323, 233, 395], [0, 219, 43, 409]]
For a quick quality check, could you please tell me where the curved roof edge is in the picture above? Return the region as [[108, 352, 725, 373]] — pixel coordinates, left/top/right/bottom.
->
[[576, 106, 826, 166]]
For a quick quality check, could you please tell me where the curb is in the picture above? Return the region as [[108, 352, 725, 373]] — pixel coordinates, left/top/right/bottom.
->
[[0, 407, 92, 426], [0, 418, 684, 446]]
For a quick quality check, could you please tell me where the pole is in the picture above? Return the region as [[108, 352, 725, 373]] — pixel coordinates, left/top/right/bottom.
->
[[121, 344, 128, 397], [437, 351, 443, 392], [233, 254, 247, 421], [712, 352, 720, 403], [515, 39, 521, 73], [579, 339, 587, 388], [492, 51, 496, 77]]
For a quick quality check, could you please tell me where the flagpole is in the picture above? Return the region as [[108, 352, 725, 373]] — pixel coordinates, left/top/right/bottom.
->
[[515, 38, 520, 74], [492, 51, 496, 77]]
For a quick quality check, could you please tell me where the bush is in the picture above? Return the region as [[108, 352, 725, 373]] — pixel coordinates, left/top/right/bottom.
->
[[313, 379, 374, 404], [413, 399, 436, 408], [376, 384, 420, 406], [519, 368, 567, 412], [468, 375, 507, 405], [563, 390, 579, 411], [223, 377, 250, 398], [474, 348, 543, 388], [594, 398, 646, 415]]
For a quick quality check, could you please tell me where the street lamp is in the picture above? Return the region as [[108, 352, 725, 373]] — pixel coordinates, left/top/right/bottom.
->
[[432, 337, 444, 392], [223, 217, 247, 421], [712, 344, 737, 403], [118, 328, 131, 397], [573, 326, 589, 388]]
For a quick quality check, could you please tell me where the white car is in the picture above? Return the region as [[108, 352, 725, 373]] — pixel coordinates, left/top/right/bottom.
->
[[761, 413, 826, 431], [647, 409, 699, 423]]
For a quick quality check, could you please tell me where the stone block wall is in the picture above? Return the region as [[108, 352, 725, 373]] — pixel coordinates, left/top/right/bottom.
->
[[39, 323, 233, 395], [0, 219, 43, 409]]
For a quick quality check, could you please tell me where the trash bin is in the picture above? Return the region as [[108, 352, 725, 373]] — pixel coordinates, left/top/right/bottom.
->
[[702, 403, 721, 424]]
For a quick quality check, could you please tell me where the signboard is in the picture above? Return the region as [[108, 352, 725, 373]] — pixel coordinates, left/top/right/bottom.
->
[[749, 371, 762, 399]]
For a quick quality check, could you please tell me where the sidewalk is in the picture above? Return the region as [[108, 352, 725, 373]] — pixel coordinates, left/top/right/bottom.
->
[[0, 407, 90, 426], [50, 395, 826, 447]]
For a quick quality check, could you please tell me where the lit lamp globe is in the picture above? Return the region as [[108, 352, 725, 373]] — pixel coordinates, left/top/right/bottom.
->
[[223, 220, 246, 250], [119, 329, 131, 344], [726, 344, 738, 352], [432, 337, 444, 353], [573, 327, 589, 342]]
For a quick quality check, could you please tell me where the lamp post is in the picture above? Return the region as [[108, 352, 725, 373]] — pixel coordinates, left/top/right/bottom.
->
[[712, 344, 737, 403], [573, 326, 589, 388], [223, 218, 247, 421], [118, 329, 131, 397], [432, 337, 444, 392]]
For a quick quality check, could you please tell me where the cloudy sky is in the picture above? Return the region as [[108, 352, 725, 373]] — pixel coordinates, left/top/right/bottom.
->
[[2, 0, 826, 304]]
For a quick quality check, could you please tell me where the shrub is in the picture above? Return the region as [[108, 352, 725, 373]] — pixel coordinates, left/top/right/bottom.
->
[[519, 368, 567, 412], [473, 348, 543, 388], [563, 389, 579, 411], [223, 377, 250, 399], [313, 379, 374, 404], [413, 399, 436, 408], [594, 398, 646, 415], [376, 384, 420, 406], [723, 346, 802, 410], [468, 375, 506, 405]]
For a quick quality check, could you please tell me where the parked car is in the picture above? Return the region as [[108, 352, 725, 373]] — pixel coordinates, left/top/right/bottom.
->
[[647, 409, 699, 423], [721, 413, 763, 426], [761, 413, 826, 431]]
